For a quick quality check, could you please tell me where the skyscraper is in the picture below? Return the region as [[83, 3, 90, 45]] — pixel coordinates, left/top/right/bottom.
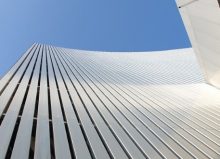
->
[[0, 44, 220, 159]]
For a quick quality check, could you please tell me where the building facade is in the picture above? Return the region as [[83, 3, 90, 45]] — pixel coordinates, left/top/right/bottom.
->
[[0, 44, 220, 159]]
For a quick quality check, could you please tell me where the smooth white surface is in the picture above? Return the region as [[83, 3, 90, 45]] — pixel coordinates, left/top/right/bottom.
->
[[176, 0, 220, 88]]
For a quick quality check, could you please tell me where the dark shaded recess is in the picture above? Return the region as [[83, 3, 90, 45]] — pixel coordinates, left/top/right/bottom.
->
[[5, 45, 41, 158]]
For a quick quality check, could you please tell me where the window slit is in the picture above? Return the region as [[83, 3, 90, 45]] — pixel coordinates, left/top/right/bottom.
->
[[4, 45, 41, 158], [0, 83, 19, 125], [28, 119, 37, 159], [63, 54, 134, 159], [67, 64, 114, 159], [5, 117, 21, 158], [29, 45, 44, 157], [0, 44, 37, 96], [0, 46, 38, 125], [53, 49, 95, 159], [49, 47, 76, 158], [49, 121, 56, 159], [45, 48, 56, 158]]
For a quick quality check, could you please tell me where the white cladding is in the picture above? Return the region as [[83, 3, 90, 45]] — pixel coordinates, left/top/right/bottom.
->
[[0, 44, 220, 159], [176, 0, 220, 88]]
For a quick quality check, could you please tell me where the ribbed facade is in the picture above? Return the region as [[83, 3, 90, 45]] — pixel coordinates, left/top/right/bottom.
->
[[0, 44, 220, 159]]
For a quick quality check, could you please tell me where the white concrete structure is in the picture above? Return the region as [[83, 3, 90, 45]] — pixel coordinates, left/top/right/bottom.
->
[[176, 0, 220, 88], [0, 44, 220, 158]]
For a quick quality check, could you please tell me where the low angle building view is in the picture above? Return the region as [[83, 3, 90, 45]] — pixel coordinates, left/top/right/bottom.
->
[[0, 0, 220, 159]]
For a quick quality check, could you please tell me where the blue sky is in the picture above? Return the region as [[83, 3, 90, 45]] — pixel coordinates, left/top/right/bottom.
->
[[0, 0, 190, 77]]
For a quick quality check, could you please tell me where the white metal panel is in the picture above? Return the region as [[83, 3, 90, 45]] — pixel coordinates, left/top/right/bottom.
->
[[176, 0, 220, 88], [34, 45, 51, 159], [61, 51, 147, 159], [46, 46, 72, 159], [1, 44, 220, 158], [0, 44, 38, 116], [67, 51, 208, 159], [51, 47, 92, 159], [11, 45, 43, 159], [0, 44, 40, 158], [72, 59, 195, 159], [0, 44, 36, 94], [81, 51, 219, 158], [55, 51, 112, 159]]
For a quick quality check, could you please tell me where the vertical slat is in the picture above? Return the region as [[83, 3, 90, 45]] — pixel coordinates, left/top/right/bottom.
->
[[64, 51, 194, 159], [70, 50, 218, 158], [0, 44, 36, 94], [59, 50, 147, 159], [54, 47, 129, 159], [51, 47, 92, 159], [96, 53, 220, 157], [34, 45, 51, 159], [0, 44, 40, 158], [46, 46, 71, 159], [10, 45, 43, 158], [52, 50, 111, 159], [1, 43, 220, 159], [0, 44, 38, 116]]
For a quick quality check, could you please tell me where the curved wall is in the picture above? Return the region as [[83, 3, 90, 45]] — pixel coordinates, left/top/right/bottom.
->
[[1, 44, 220, 158]]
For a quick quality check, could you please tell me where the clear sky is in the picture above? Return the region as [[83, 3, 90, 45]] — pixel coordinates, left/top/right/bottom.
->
[[0, 0, 190, 78]]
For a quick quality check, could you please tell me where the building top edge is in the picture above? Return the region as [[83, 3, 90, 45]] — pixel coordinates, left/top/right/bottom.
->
[[34, 43, 193, 55]]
